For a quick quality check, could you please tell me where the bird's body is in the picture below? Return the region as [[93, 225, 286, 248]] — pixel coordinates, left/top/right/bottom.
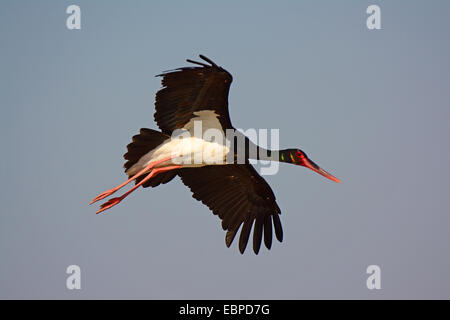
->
[[126, 132, 229, 173], [126, 110, 230, 176], [91, 55, 340, 254]]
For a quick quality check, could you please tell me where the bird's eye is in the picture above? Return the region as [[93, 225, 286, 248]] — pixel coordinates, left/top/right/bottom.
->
[[296, 150, 303, 158]]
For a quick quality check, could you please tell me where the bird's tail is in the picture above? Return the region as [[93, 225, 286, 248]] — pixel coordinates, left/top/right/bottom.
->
[[123, 128, 179, 188]]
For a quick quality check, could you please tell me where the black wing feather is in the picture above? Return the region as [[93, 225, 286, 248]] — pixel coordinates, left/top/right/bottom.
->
[[154, 55, 233, 134], [179, 164, 283, 254]]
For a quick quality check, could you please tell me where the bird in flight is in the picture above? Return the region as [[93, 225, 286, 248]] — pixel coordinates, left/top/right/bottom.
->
[[90, 55, 340, 254]]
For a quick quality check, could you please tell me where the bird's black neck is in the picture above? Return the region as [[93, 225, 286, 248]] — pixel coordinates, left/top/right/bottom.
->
[[255, 147, 297, 164], [229, 135, 295, 164]]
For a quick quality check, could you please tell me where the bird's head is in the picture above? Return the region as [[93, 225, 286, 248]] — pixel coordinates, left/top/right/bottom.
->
[[280, 149, 341, 183]]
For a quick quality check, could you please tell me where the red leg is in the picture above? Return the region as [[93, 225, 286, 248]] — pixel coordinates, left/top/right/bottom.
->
[[96, 165, 182, 214], [90, 155, 174, 205]]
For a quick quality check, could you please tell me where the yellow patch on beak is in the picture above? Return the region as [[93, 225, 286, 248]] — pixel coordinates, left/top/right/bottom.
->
[[290, 153, 295, 163]]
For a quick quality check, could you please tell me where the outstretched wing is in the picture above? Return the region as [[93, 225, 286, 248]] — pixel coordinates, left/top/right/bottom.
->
[[179, 164, 283, 254], [154, 55, 234, 134]]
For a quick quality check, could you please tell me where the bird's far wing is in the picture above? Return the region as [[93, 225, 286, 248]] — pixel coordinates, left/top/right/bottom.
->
[[179, 164, 283, 254], [154, 55, 234, 134]]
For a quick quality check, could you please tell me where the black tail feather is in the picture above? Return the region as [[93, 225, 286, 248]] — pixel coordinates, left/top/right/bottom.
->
[[123, 128, 179, 188]]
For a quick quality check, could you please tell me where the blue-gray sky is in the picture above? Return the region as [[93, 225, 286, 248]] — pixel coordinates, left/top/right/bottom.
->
[[1, 0, 450, 299]]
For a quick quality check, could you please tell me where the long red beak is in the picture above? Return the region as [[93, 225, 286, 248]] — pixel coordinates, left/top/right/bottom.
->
[[302, 158, 341, 183]]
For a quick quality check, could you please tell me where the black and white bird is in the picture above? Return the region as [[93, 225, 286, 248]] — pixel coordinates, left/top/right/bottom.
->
[[91, 55, 340, 254]]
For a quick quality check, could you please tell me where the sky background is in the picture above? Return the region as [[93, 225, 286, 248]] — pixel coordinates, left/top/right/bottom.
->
[[1, 0, 450, 299]]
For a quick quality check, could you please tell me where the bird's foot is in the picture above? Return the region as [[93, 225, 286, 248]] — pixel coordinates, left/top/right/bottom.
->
[[90, 189, 119, 205], [90, 155, 176, 206], [96, 197, 123, 214]]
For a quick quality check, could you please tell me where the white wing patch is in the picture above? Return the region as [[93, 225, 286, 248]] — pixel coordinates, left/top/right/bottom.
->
[[182, 110, 225, 135]]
